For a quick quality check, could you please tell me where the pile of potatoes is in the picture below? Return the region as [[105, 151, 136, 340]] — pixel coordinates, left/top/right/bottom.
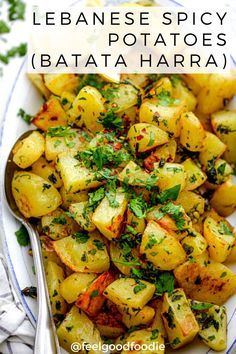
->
[[11, 71, 236, 353]]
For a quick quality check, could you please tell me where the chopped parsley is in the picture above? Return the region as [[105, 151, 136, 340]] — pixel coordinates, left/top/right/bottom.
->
[[154, 202, 185, 230], [99, 110, 124, 131], [150, 329, 159, 340], [0, 20, 10, 34], [0, 43, 27, 64], [52, 216, 67, 225], [93, 239, 104, 250], [47, 126, 76, 138], [155, 272, 174, 295], [17, 108, 32, 124], [129, 195, 148, 219], [190, 301, 214, 311], [218, 221, 233, 236], [7, 0, 26, 21], [90, 289, 99, 299], [73, 231, 89, 243], [157, 184, 181, 203], [156, 89, 179, 106], [217, 124, 236, 134], [15, 224, 29, 246], [133, 280, 147, 294]]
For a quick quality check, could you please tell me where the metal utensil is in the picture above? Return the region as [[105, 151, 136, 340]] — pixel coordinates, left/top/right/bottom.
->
[[4, 131, 61, 354]]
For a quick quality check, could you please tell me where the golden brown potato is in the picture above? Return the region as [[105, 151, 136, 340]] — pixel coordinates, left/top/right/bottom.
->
[[210, 178, 236, 216], [203, 216, 234, 262], [121, 328, 165, 354], [41, 208, 79, 240], [60, 186, 88, 210], [197, 73, 236, 114], [60, 273, 96, 304], [118, 161, 157, 187], [211, 110, 236, 163], [104, 278, 155, 314], [44, 74, 79, 96], [199, 131, 226, 168], [12, 172, 61, 218], [28, 73, 51, 99], [162, 289, 199, 349], [140, 221, 186, 270], [68, 86, 105, 131], [13, 131, 44, 169], [121, 306, 155, 328], [31, 157, 62, 188], [32, 96, 68, 132], [176, 190, 205, 222], [127, 123, 169, 153], [54, 231, 110, 273], [180, 112, 206, 151], [154, 162, 186, 192], [174, 257, 236, 305], [57, 306, 103, 354], [182, 158, 207, 190], [45, 261, 67, 317], [181, 230, 207, 257], [103, 83, 139, 113], [69, 201, 95, 232]]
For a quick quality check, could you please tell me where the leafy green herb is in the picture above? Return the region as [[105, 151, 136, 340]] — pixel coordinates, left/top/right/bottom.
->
[[150, 329, 159, 340], [155, 202, 185, 230], [112, 259, 141, 267], [101, 86, 118, 102], [218, 221, 233, 236], [47, 126, 76, 138], [129, 195, 148, 218], [7, 0, 26, 21], [133, 281, 147, 294], [171, 337, 181, 346], [157, 184, 181, 203], [147, 131, 155, 146], [155, 272, 174, 295], [42, 183, 51, 191], [220, 271, 227, 278], [162, 306, 176, 329], [0, 43, 27, 64], [217, 162, 226, 176], [170, 74, 181, 87], [66, 326, 73, 332], [0, 20, 10, 34], [217, 124, 236, 134], [52, 216, 67, 225], [17, 108, 32, 124], [208, 335, 216, 341], [87, 187, 105, 211], [99, 110, 123, 131], [156, 89, 179, 106], [93, 239, 104, 250], [15, 225, 29, 246], [48, 173, 57, 184], [73, 232, 89, 244]]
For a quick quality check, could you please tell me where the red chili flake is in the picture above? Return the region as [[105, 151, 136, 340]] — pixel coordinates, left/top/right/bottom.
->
[[50, 116, 58, 121], [114, 142, 122, 150], [111, 103, 118, 108], [137, 135, 143, 141], [42, 103, 48, 111]]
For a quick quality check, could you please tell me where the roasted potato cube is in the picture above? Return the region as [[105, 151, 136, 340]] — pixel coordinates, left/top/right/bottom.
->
[[31, 157, 62, 188], [206, 158, 232, 186], [127, 123, 169, 153], [173, 79, 197, 112], [104, 278, 155, 314], [180, 112, 206, 151], [95, 310, 125, 339], [69, 86, 105, 131], [121, 329, 165, 354], [53, 231, 110, 273], [60, 91, 76, 112], [210, 178, 236, 216], [92, 188, 128, 240], [110, 242, 140, 276], [60, 273, 96, 304], [150, 299, 167, 338], [154, 162, 186, 192], [12, 172, 61, 218], [197, 73, 236, 114], [28, 73, 51, 99], [199, 132, 226, 168], [69, 201, 95, 232], [161, 289, 199, 348], [174, 257, 236, 305], [32, 96, 67, 132], [144, 140, 177, 171], [45, 128, 86, 161], [211, 110, 236, 163], [76, 272, 115, 317], [126, 208, 146, 234], [181, 230, 207, 257], [45, 261, 67, 317], [139, 101, 183, 138], [203, 216, 234, 262], [121, 306, 155, 328], [191, 300, 227, 352], [57, 154, 101, 192], [140, 221, 186, 271], [182, 158, 207, 190], [118, 161, 157, 187], [57, 306, 103, 354], [44, 74, 79, 96], [226, 237, 236, 263], [176, 190, 205, 221], [41, 208, 79, 240], [13, 131, 44, 169], [103, 83, 138, 113], [60, 186, 88, 210]]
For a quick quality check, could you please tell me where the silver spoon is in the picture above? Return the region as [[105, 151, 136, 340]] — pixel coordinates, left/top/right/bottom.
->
[[4, 131, 61, 354]]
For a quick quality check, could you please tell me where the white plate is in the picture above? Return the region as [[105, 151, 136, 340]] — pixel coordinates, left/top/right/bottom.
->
[[0, 2, 236, 354]]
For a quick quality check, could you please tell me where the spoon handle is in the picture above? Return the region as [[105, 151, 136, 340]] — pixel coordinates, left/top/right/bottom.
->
[[25, 223, 61, 354]]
